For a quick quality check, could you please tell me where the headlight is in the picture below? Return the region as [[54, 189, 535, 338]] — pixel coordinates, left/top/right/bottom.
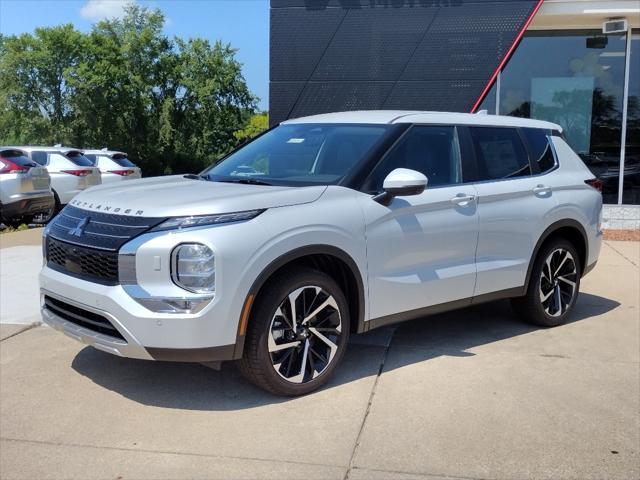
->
[[153, 209, 264, 231], [171, 243, 215, 294]]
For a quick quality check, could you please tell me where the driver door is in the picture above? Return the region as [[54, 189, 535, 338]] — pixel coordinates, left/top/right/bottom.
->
[[358, 125, 479, 322]]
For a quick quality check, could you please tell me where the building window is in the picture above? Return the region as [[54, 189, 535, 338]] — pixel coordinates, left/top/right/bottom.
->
[[623, 30, 640, 204], [496, 30, 628, 204]]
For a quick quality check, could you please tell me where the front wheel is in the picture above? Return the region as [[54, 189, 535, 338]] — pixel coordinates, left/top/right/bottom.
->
[[238, 267, 350, 396], [512, 239, 581, 327]]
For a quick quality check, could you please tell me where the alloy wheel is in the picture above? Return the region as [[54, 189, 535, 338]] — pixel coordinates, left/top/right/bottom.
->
[[539, 248, 578, 317], [268, 285, 342, 384]]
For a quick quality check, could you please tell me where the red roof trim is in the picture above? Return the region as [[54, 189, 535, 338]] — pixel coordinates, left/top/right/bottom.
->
[[471, 0, 545, 113]]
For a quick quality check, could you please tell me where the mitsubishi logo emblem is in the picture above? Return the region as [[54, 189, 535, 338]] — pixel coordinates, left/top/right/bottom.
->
[[69, 217, 90, 237]]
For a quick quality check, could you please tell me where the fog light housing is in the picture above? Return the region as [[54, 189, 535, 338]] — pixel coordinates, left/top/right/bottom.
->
[[171, 243, 215, 294]]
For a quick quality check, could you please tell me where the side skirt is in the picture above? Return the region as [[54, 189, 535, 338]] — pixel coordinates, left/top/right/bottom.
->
[[365, 286, 525, 332]]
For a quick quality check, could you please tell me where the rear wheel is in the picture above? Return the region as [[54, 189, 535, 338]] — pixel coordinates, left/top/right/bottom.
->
[[32, 191, 60, 225], [512, 239, 581, 327], [238, 267, 350, 396], [2, 218, 26, 229]]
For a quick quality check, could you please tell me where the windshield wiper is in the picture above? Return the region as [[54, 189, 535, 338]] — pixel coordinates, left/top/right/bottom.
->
[[217, 178, 273, 186], [183, 173, 209, 181]]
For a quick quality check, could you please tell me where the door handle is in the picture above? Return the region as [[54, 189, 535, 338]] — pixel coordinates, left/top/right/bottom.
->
[[450, 194, 476, 206], [532, 184, 551, 194]]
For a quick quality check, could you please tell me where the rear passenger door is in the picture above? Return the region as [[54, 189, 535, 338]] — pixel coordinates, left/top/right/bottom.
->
[[469, 126, 558, 297]]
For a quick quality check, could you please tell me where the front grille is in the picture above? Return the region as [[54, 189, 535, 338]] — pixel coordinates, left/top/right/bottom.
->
[[45, 205, 166, 284], [43, 295, 125, 341], [48, 205, 166, 251], [47, 237, 119, 284]]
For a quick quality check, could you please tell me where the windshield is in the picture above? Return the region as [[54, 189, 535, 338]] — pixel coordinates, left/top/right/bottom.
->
[[0, 150, 35, 167], [204, 123, 392, 186], [112, 154, 136, 167], [66, 151, 94, 167]]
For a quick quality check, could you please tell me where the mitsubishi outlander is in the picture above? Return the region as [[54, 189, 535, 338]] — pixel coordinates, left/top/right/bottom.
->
[[39, 111, 602, 396]]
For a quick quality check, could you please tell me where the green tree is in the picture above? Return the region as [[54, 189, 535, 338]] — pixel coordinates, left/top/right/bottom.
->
[[0, 4, 258, 176], [0, 25, 84, 144], [234, 112, 269, 142], [69, 5, 176, 172], [164, 37, 257, 174]]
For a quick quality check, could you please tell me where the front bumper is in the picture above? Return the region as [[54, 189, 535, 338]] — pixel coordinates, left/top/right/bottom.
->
[[41, 290, 153, 360], [40, 267, 240, 362], [1, 192, 54, 220]]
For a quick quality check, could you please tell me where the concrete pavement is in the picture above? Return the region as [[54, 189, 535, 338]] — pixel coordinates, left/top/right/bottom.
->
[[1, 228, 44, 325], [0, 234, 638, 479]]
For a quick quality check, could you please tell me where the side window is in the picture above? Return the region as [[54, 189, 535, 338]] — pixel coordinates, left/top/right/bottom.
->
[[470, 127, 531, 180], [31, 151, 48, 165], [522, 128, 556, 173], [48, 153, 72, 166], [363, 126, 462, 193]]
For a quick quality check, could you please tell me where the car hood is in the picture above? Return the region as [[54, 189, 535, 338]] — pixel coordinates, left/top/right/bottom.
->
[[70, 175, 327, 217]]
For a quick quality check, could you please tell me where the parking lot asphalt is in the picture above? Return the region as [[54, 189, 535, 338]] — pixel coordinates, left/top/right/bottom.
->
[[0, 232, 638, 480]]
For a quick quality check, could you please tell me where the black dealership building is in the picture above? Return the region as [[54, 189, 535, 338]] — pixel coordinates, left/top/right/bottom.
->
[[269, 0, 640, 213]]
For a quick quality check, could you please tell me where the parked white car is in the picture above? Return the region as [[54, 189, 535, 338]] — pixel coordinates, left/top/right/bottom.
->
[[83, 149, 142, 184], [15, 147, 101, 218], [0, 147, 54, 227], [39, 111, 602, 396]]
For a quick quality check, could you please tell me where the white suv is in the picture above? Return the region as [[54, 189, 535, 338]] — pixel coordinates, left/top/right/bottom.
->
[[83, 149, 142, 184], [39, 111, 602, 396], [17, 147, 102, 218]]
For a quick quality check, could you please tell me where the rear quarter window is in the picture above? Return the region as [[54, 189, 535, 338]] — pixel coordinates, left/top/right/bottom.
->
[[522, 128, 556, 173]]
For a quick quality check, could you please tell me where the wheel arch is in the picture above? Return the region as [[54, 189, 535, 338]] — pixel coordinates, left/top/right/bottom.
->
[[524, 219, 588, 292], [232, 244, 366, 359]]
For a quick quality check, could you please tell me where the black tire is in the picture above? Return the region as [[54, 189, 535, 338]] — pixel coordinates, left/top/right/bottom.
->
[[512, 238, 581, 327], [2, 218, 26, 229], [33, 191, 61, 225], [238, 266, 350, 396]]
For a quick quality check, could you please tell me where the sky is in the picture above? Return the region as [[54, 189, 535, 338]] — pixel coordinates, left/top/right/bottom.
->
[[0, 0, 270, 110]]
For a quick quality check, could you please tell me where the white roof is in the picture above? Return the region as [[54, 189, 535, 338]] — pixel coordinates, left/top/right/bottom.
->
[[6, 146, 83, 154], [282, 110, 562, 132], [83, 149, 127, 156]]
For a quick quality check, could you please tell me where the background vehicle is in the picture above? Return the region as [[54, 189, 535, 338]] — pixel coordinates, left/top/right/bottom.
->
[[15, 146, 101, 219], [0, 147, 54, 227], [83, 149, 142, 184], [39, 111, 602, 396]]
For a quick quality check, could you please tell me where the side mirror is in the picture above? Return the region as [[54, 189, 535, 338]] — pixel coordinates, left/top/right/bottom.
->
[[373, 168, 428, 205]]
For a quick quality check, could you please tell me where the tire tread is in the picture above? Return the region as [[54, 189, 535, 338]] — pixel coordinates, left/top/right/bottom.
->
[[237, 266, 348, 396]]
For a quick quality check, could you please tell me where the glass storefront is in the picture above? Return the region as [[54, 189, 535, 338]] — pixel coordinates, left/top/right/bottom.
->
[[479, 29, 639, 205], [624, 30, 639, 204]]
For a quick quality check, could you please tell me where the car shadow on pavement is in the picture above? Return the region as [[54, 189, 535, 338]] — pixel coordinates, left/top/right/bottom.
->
[[71, 292, 619, 410]]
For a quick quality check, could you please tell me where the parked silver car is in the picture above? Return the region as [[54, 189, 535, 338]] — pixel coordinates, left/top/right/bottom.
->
[[83, 149, 142, 184], [14, 146, 102, 217], [0, 147, 54, 227]]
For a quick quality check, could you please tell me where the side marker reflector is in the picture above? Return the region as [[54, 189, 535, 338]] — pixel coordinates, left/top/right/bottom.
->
[[238, 294, 254, 337]]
